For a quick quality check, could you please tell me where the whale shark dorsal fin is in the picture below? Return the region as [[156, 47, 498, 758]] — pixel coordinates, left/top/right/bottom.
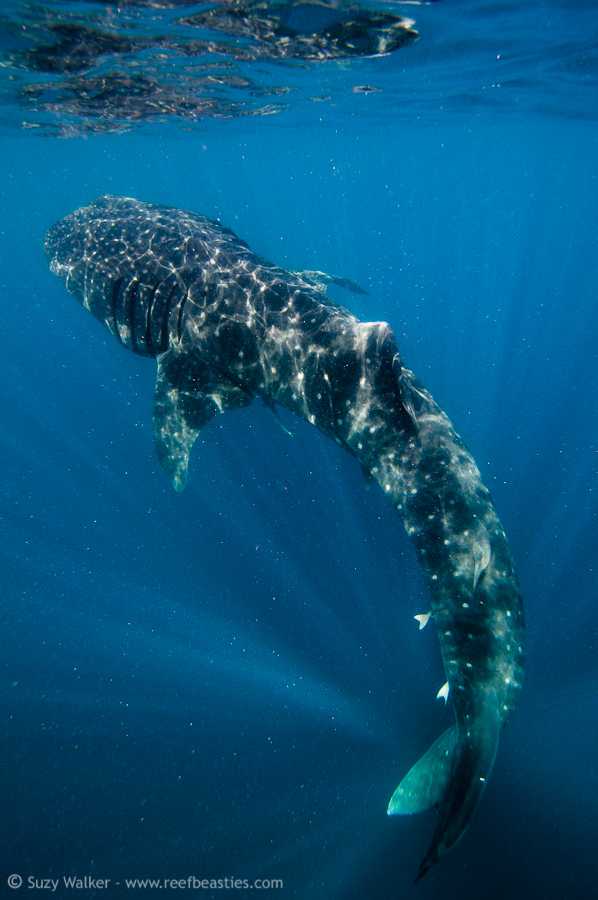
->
[[292, 269, 369, 295], [390, 357, 419, 434], [472, 528, 492, 592], [153, 350, 254, 492]]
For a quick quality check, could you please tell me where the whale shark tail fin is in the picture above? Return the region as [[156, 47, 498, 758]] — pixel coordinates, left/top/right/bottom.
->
[[388, 701, 500, 881], [388, 725, 458, 817]]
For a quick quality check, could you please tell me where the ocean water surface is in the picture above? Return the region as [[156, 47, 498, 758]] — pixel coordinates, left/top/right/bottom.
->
[[1, 1, 597, 898]]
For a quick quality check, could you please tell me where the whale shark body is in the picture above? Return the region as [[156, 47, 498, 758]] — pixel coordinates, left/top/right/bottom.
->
[[45, 196, 525, 880]]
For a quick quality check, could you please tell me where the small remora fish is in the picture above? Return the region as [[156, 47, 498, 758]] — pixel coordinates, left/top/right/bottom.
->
[[45, 196, 524, 880]]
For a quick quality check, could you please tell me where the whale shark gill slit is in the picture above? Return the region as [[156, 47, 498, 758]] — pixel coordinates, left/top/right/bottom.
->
[[109, 276, 123, 339], [176, 288, 189, 345], [44, 196, 525, 880], [156, 276, 181, 355], [143, 282, 159, 356], [126, 279, 141, 353]]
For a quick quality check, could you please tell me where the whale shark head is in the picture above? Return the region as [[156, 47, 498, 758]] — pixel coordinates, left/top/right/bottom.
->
[[44, 195, 219, 358]]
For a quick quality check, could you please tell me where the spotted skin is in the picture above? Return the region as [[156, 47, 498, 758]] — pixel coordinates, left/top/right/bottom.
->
[[45, 196, 525, 880]]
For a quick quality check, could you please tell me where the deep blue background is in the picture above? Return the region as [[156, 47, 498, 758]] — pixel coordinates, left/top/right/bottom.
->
[[1, 61, 598, 900]]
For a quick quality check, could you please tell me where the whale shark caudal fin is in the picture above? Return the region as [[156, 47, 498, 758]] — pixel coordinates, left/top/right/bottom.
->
[[152, 351, 254, 492], [388, 699, 501, 882], [388, 726, 458, 817]]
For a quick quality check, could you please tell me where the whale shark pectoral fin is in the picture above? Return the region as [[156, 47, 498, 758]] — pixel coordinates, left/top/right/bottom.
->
[[472, 528, 492, 592], [153, 381, 206, 493], [292, 269, 369, 295], [388, 725, 458, 816], [153, 351, 253, 492]]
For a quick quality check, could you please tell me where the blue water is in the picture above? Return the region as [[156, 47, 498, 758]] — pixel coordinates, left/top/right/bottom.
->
[[1, 2, 598, 898]]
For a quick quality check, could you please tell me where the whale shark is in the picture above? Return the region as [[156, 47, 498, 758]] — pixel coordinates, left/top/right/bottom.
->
[[45, 195, 525, 880]]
